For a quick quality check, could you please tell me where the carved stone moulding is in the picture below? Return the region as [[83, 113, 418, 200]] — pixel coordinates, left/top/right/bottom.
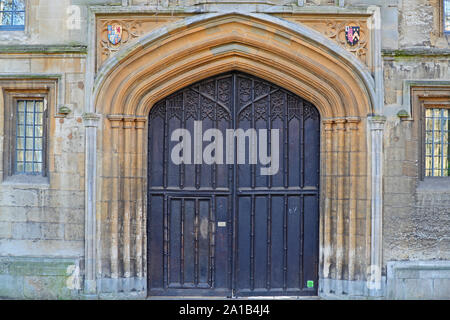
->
[[96, 13, 372, 71]]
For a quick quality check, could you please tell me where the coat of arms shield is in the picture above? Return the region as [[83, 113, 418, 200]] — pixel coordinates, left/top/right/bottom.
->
[[345, 26, 360, 46], [108, 24, 123, 45]]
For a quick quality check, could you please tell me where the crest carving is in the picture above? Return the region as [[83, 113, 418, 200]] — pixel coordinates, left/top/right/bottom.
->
[[345, 25, 361, 46], [324, 21, 368, 62], [100, 20, 143, 59], [107, 24, 123, 45]]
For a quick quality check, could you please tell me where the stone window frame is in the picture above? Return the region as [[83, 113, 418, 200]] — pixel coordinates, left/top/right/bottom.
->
[[1, 79, 56, 183], [444, 0, 450, 34], [430, 0, 450, 42], [9, 95, 48, 175], [412, 86, 450, 181], [0, 0, 26, 31], [422, 100, 450, 177]]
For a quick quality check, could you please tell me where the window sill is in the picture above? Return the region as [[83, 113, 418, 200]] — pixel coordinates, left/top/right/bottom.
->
[[2, 174, 49, 188], [0, 26, 25, 31], [417, 177, 450, 193], [0, 29, 28, 42]]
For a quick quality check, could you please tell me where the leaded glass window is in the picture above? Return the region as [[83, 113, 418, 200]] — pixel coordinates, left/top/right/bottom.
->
[[0, 0, 25, 30], [445, 0, 450, 33], [425, 108, 450, 177], [15, 100, 44, 174]]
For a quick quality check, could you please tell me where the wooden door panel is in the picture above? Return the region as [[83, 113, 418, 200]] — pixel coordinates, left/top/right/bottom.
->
[[148, 72, 320, 297]]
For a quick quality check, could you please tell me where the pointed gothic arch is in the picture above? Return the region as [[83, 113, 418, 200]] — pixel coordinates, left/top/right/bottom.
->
[[89, 12, 376, 296]]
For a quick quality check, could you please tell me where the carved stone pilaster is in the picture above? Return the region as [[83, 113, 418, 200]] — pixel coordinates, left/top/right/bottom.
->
[[96, 115, 147, 294], [334, 118, 347, 284], [83, 113, 101, 295], [368, 115, 386, 296], [346, 117, 360, 281], [320, 116, 369, 296], [322, 119, 334, 280]]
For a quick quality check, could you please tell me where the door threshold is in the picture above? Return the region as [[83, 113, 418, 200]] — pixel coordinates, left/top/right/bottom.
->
[[147, 296, 321, 300], [245, 296, 321, 300]]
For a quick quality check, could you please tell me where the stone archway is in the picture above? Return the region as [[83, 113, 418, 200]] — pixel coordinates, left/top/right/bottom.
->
[[87, 12, 377, 296]]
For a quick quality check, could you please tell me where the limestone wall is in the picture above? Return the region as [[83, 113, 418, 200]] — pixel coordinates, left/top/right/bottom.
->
[[0, 49, 86, 297], [0, 0, 449, 299], [382, 55, 450, 263], [380, 0, 450, 299], [0, 0, 88, 46]]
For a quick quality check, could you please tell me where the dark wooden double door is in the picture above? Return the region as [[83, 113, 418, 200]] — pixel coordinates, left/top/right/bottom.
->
[[148, 72, 320, 297]]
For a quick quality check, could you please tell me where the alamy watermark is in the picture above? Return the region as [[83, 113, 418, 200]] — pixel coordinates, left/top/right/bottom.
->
[[66, 5, 81, 30], [171, 121, 280, 176]]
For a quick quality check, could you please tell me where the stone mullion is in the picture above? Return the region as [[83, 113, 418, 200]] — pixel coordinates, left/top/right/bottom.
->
[[135, 119, 146, 283], [347, 118, 360, 281], [329, 121, 339, 280], [335, 118, 347, 282], [123, 118, 135, 281], [322, 119, 334, 280], [109, 117, 123, 284], [100, 119, 113, 280]]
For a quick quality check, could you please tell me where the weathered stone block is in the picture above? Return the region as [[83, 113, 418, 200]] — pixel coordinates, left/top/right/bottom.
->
[[0, 207, 28, 223], [0, 274, 24, 299], [0, 222, 12, 239], [53, 153, 83, 174], [0, 188, 39, 207], [384, 177, 416, 194], [42, 190, 84, 209], [381, 6, 399, 50], [384, 160, 403, 177], [24, 207, 82, 225], [30, 58, 85, 74], [0, 257, 81, 299], [23, 275, 75, 300], [64, 224, 84, 241], [385, 147, 404, 161], [50, 172, 83, 191], [63, 208, 85, 224], [0, 59, 31, 73], [434, 279, 450, 299], [2, 259, 70, 277], [12, 222, 41, 240], [0, 239, 83, 257], [405, 140, 418, 162], [26, 207, 59, 223], [387, 261, 450, 299], [41, 223, 65, 240], [402, 161, 418, 178], [384, 193, 414, 206], [401, 279, 434, 299]]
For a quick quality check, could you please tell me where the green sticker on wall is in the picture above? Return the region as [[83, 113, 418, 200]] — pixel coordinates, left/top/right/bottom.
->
[[307, 280, 314, 288]]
